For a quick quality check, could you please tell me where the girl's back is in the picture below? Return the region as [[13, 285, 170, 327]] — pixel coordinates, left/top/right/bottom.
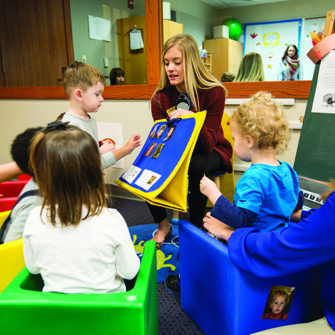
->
[[22, 123, 139, 293], [24, 206, 139, 293]]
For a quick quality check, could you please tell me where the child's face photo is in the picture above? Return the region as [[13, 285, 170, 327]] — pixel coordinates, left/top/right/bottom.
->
[[262, 286, 295, 321], [81, 81, 104, 114], [270, 295, 286, 314]]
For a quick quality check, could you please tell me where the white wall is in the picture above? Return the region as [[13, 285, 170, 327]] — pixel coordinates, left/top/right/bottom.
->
[[217, 0, 333, 25], [0, 98, 308, 187], [164, 0, 219, 48], [224, 99, 307, 182]]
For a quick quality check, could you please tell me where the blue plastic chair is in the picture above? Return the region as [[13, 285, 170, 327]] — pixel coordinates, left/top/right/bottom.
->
[[179, 220, 323, 335]]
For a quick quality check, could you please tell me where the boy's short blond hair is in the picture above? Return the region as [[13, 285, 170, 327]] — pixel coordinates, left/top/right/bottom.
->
[[232, 91, 289, 153], [62, 61, 105, 98]]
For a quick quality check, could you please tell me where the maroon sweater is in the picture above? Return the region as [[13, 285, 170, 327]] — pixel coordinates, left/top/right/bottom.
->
[[151, 85, 232, 173]]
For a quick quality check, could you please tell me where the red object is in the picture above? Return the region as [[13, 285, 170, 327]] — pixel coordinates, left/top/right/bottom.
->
[[18, 174, 32, 181], [128, 0, 134, 9], [0, 197, 18, 211], [0, 181, 28, 198]]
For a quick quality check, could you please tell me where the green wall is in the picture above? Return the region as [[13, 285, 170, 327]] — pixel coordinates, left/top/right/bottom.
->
[[70, 0, 145, 80]]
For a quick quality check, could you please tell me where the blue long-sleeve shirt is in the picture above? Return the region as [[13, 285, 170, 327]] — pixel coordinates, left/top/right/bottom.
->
[[211, 161, 301, 232]]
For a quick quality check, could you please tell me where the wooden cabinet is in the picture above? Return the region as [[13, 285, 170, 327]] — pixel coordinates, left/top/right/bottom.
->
[[203, 38, 243, 82], [163, 20, 183, 44]]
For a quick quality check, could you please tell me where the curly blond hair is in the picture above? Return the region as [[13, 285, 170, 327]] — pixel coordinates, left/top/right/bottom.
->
[[232, 91, 290, 152]]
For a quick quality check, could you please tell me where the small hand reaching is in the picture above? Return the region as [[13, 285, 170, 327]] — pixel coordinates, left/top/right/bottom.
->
[[203, 212, 235, 241], [124, 134, 141, 155], [200, 176, 222, 205]]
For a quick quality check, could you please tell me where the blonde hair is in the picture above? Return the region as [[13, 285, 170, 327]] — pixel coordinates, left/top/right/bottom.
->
[[63, 61, 105, 98], [30, 125, 106, 226], [232, 91, 289, 152], [269, 289, 289, 305], [234, 52, 265, 82], [151, 34, 227, 111]]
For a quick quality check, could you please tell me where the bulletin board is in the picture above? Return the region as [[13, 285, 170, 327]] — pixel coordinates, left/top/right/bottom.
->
[[300, 17, 326, 80], [243, 19, 301, 81]]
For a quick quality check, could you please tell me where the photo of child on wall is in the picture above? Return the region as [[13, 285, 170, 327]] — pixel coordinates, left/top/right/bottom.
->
[[262, 286, 296, 320]]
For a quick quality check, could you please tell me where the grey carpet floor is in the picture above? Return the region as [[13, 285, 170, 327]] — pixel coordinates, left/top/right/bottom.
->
[[110, 197, 204, 335]]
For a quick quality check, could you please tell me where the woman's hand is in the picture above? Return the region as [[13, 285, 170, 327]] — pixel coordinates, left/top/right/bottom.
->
[[203, 212, 235, 241], [169, 108, 194, 119]]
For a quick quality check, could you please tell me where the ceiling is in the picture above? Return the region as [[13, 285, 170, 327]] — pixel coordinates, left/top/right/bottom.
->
[[199, 0, 291, 9]]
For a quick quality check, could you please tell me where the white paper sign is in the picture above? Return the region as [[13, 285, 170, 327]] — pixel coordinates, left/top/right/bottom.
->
[[122, 165, 142, 184], [88, 15, 111, 42], [135, 169, 161, 191], [311, 50, 335, 114]]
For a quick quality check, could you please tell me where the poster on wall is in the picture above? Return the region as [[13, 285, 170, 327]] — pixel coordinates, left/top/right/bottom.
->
[[311, 50, 335, 114], [300, 16, 326, 80], [244, 19, 301, 81], [88, 15, 111, 42]]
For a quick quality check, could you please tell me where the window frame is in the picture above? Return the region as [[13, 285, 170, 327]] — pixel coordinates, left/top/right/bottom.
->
[[0, 0, 311, 100]]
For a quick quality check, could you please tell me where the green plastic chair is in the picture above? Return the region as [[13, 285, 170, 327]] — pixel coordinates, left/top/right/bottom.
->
[[0, 240, 158, 335]]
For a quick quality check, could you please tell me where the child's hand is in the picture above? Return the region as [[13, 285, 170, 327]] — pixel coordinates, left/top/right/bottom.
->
[[290, 209, 302, 223], [111, 135, 141, 161], [124, 134, 141, 155], [200, 176, 222, 205], [100, 140, 115, 154], [200, 176, 217, 197], [203, 212, 235, 241]]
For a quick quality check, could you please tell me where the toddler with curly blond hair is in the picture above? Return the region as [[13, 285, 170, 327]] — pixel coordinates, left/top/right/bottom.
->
[[201, 91, 303, 233]]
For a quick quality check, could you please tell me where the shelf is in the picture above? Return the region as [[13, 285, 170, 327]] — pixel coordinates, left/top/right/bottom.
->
[[201, 54, 212, 73]]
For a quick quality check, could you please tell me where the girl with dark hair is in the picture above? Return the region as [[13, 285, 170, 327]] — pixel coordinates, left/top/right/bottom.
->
[[23, 124, 139, 293]]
